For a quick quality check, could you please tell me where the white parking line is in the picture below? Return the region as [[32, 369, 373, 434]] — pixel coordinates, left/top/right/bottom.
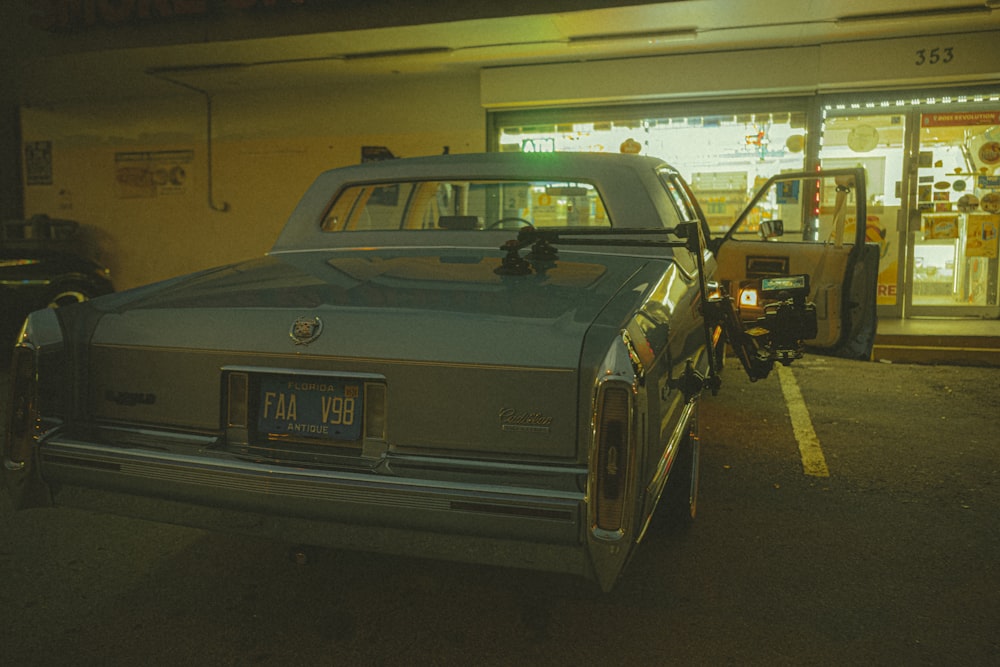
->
[[776, 364, 830, 477]]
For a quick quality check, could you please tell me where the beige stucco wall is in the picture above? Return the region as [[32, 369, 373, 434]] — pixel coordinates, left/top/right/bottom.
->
[[21, 72, 485, 291]]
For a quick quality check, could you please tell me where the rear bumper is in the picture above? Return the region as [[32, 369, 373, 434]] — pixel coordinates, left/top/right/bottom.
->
[[37, 437, 594, 579]]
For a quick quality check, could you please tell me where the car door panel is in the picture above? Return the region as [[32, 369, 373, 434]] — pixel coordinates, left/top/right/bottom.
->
[[715, 239, 853, 348], [714, 168, 878, 357]]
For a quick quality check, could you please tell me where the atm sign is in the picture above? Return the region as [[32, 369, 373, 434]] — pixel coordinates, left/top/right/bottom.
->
[[521, 138, 555, 153]]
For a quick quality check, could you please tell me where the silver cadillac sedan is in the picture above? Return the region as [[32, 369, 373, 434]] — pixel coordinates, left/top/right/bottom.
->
[[4, 152, 877, 590]]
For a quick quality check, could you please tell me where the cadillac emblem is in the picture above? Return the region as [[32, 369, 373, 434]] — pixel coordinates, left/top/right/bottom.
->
[[290, 316, 323, 345], [498, 407, 553, 433]]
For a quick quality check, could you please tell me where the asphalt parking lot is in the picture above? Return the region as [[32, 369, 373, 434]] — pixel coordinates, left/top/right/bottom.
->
[[1, 356, 998, 666]]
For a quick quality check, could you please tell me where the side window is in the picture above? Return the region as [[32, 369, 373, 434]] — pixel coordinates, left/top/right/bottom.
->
[[656, 169, 712, 247], [322, 184, 416, 231], [656, 170, 702, 273], [729, 178, 808, 242], [322, 187, 365, 231], [663, 177, 698, 222], [729, 172, 862, 246]]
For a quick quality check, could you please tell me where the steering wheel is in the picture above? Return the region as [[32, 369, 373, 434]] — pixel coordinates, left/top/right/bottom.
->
[[486, 217, 533, 230]]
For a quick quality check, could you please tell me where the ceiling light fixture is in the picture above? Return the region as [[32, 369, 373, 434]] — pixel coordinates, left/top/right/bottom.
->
[[568, 28, 697, 47], [836, 4, 993, 24]]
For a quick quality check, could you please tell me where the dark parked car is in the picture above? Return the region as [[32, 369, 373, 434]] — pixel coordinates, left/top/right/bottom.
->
[[3, 153, 876, 590], [1, 215, 114, 357]]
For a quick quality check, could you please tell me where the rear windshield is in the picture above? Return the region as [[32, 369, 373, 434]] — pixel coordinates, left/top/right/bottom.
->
[[322, 179, 610, 232]]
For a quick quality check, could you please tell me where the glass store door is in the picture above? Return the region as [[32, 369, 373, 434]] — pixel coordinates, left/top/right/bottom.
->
[[909, 110, 1000, 317], [819, 112, 908, 319]]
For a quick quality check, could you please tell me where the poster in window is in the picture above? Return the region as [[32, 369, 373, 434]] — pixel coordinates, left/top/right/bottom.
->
[[966, 214, 998, 258], [922, 214, 959, 240]]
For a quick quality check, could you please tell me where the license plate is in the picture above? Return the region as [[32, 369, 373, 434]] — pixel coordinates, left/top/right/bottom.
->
[[257, 375, 363, 442]]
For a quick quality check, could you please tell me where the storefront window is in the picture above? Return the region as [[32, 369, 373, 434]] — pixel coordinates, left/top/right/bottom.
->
[[496, 109, 808, 234], [492, 88, 999, 320]]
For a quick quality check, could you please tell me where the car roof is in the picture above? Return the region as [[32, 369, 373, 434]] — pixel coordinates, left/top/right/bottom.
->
[[318, 151, 668, 179], [271, 152, 677, 253]]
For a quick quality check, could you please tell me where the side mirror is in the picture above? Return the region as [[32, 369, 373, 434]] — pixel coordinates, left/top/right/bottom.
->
[[759, 219, 784, 240]]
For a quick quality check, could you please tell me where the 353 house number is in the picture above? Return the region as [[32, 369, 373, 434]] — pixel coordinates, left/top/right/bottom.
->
[[915, 47, 954, 66]]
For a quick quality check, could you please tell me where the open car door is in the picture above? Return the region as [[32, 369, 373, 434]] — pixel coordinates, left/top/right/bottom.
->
[[711, 168, 879, 360]]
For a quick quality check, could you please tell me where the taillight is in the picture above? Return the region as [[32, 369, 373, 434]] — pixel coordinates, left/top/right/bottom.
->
[[4, 344, 39, 471], [594, 383, 632, 534]]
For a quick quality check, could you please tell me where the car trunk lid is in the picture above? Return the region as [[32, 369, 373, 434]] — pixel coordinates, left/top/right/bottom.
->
[[81, 248, 651, 460]]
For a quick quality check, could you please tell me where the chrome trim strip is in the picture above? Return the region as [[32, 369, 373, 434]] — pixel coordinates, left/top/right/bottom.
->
[[269, 245, 502, 256], [88, 424, 219, 447], [40, 439, 582, 511], [387, 453, 587, 477], [222, 365, 385, 381], [636, 398, 697, 543], [92, 344, 574, 374]]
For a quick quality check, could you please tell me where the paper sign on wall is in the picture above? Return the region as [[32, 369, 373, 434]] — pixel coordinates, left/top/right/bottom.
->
[[114, 150, 192, 199]]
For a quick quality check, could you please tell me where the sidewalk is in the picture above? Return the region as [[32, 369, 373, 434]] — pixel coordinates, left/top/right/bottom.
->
[[873, 317, 1000, 367]]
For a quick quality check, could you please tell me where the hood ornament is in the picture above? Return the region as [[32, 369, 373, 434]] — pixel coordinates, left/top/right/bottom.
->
[[290, 316, 323, 345]]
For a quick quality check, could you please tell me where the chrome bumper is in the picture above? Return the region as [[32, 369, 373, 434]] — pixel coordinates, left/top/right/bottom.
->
[[38, 436, 593, 578]]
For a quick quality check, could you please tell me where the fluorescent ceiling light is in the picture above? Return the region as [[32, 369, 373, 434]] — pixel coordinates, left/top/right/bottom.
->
[[568, 28, 697, 47], [837, 4, 992, 24]]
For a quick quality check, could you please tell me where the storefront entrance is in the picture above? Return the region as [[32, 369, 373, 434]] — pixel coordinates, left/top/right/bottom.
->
[[491, 88, 1000, 320], [821, 96, 1000, 319], [911, 110, 1000, 317]]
